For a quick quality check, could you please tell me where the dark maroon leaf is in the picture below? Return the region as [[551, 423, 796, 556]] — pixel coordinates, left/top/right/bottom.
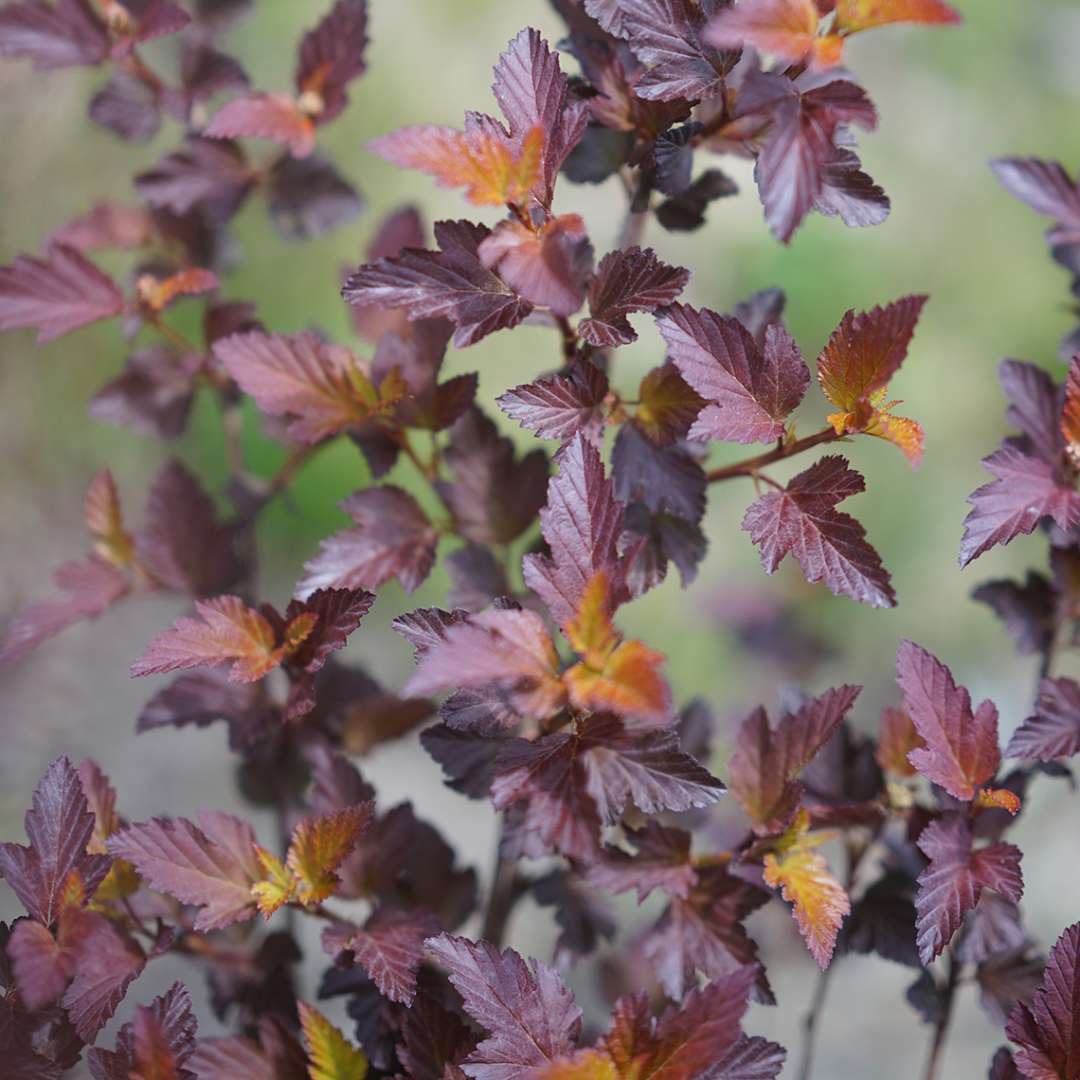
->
[[645, 863, 773, 1002], [1006, 921, 1080, 1080], [0, 757, 111, 926], [422, 723, 505, 798], [343, 219, 534, 348], [707, 1033, 787, 1079], [988, 1047, 1022, 1080], [0, 0, 108, 70], [841, 871, 920, 968], [135, 460, 244, 596], [743, 455, 895, 607], [135, 136, 254, 217], [998, 358, 1063, 466], [656, 168, 738, 231], [266, 154, 363, 242], [960, 446, 1080, 567], [88, 71, 161, 142], [580, 247, 691, 346], [426, 934, 582, 1078], [656, 303, 808, 444], [435, 407, 549, 546], [298, 486, 438, 596], [814, 147, 890, 227], [446, 545, 512, 612], [0, 243, 123, 344], [497, 360, 609, 444], [532, 869, 616, 965], [612, 423, 705, 522], [973, 572, 1055, 657], [88, 346, 199, 439], [586, 822, 696, 901], [1007, 677, 1080, 762], [914, 815, 1023, 966]]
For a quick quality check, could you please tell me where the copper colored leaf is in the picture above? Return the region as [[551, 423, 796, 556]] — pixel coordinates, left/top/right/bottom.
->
[[960, 447, 1080, 567], [634, 363, 705, 445], [205, 93, 316, 158], [297, 486, 438, 596], [0, 0, 108, 71], [0, 757, 111, 926], [876, 706, 923, 778], [728, 685, 860, 829], [426, 934, 582, 1079], [1007, 677, 1080, 762], [742, 456, 895, 607], [343, 219, 534, 349], [835, 0, 962, 32], [656, 303, 809, 445], [215, 330, 397, 443], [84, 471, 135, 570], [370, 124, 544, 208], [580, 247, 690, 347], [136, 268, 219, 313], [914, 815, 1023, 966], [286, 804, 372, 906], [0, 244, 123, 343], [1006, 922, 1080, 1080], [762, 810, 849, 968], [896, 640, 1002, 800], [298, 1001, 368, 1080], [107, 812, 261, 931], [131, 596, 307, 682], [706, 0, 842, 69]]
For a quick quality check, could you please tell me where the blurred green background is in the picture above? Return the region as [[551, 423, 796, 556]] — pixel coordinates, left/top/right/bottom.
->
[[3, 1, 1080, 1075]]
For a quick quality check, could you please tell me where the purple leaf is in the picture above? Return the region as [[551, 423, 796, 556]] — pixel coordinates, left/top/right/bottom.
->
[[1007, 677, 1080, 762], [0, 0, 108, 71], [497, 360, 609, 444]]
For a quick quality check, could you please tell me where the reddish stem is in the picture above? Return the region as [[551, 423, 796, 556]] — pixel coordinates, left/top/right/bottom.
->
[[705, 427, 841, 485]]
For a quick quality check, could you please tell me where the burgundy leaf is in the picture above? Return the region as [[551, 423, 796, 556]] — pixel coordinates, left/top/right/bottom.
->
[[135, 136, 254, 216], [0, 757, 111, 926], [1006, 922, 1080, 1080], [266, 153, 363, 242], [580, 246, 691, 347], [993, 158, 1080, 244], [49, 201, 153, 253], [727, 685, 861, 829], [708, 1033, 788, 1079], [107, 813, 261, 931], [0, 557, 129, 668], [490, 27, 589, 206], [324, 909, 439, 1005], [88, 346, 199, 439], [435, 407, 549, 546], [0, 0, 108, 70], [960, 446, 1080, 567], [297, 486, 438, 596], [497, 360, 609, 444], [612, 424, 705, 523], [294, 0, 368, 123], [742, 455, 895, 607], [585, 822, 697, 902], [896, 640, 1002, 800], [426, 934, 582, 1079], [523, 433, 624, 631], [914, 815, 1023, 966], [998, 358, 1063, 467], [616, 0, 736, 102], [0, 244, 123, 343], [973, 572, 1055, 658], [1007, 677, 1080, 762], [343, 219, 534, 348], [656, 303, 809, 444], [135, 460, 243, 596], [88, 71, 161, 142]]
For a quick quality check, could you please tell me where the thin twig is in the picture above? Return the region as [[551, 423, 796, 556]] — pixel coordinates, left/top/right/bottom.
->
[[923, 952, 959, 1080], [797, 962, 836, 1080], [706, 427, 841, 484], [616, 170, 653, 251], [481, 824, 520, 947]]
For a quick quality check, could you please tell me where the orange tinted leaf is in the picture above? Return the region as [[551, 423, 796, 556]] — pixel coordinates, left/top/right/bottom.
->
[[565, 571, 620, 665], [876, 706, 923, 778], [974, 787, 1022, 817], [131, 596, 296, 682], [762, 809, 850, 968], [250, 847, 294, 918], [565, 640, 671, 725], [205, 93, 316, 158], [286, 805, 371, 906], [865, 408, 925, 466], [137, 268, 218, 312], [84, 470, 134, 568], [370, 123, 544, 207], [533, 1050, 619, 1080], [706, 0, 844, 68], [835, 0, 961, 32], [299, 1001, 369, 1080], [1062, 355, 1080, 467]]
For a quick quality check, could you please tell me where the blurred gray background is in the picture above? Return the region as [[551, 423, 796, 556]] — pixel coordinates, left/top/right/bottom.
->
[[3, 1, 1080, 1075]]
